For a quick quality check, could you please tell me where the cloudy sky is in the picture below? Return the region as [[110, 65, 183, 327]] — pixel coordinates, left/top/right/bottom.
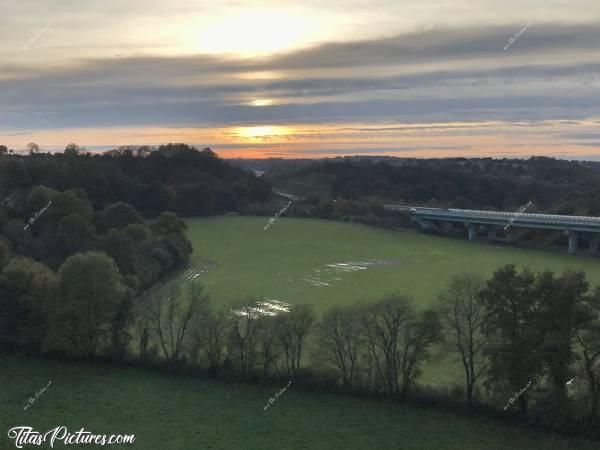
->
[[2, 0, 600, 158]]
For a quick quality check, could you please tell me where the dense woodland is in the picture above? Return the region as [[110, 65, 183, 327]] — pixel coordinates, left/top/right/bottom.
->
[[0, 143, 270, 217], [0, 143, 269, 357], [256, 156, 600, 246], [262, 156, 600, 214]]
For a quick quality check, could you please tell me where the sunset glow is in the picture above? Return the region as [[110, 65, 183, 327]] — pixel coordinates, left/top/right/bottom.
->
[[2, 1, 600, 159], [185, 10, 325, 57], [251, 99, 274, 107], [233, 126, 292, 140]]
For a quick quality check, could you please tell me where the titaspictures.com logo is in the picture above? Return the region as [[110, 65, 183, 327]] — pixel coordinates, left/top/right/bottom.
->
[[7, 426, 135, 448]]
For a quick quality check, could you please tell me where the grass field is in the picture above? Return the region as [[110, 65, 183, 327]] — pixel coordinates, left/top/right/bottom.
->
[[273, 173, 335, 199], [1, 355, 597, 450], [182, 216, 600, 385], [184, 216, 600, 311]]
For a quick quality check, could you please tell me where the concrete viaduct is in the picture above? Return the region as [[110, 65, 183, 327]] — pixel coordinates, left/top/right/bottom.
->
[[385, 205, 600, 255]]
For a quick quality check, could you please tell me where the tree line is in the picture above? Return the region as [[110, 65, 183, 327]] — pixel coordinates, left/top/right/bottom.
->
[[0, 180, 196, 358], [133, 265, 597, 434], [266, 156, 600, 246], [0, 208, 192, 358], [271, 156, 600, 213], [0, 143, 271, 217], [0, 144, 273, 360], [0, 184, 192, 287]]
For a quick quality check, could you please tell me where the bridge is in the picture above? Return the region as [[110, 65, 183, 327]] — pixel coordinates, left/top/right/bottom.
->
[[385, 205, 600, 255]]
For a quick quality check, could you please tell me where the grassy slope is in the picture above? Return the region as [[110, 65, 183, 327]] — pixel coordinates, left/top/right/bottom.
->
[[273, 173, 334, 199], [0, 355, 596, 450], [185, 216, 600, 312], [183, 216, 600, 385]]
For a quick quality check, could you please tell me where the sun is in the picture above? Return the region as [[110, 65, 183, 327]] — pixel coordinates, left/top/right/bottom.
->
[[233, 126, 291, 140], [184, 10, 322, 57], [250, 99, 273, 107]]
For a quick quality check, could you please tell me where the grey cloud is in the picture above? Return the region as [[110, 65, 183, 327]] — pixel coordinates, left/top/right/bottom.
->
[[3, 96, 600, 130], [1, 23, 600, 129], [571, 142, 600, 147], [561, 133, 600, 140], [260, 23, 600, 70]]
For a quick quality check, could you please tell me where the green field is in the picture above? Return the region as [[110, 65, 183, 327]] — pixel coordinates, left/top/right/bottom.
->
[[184, 216, 600, 311], [3, 218, 600, 449], [183, 216, 600, 385], [273, 173, 335, 199], [1, 355, 597, 450]]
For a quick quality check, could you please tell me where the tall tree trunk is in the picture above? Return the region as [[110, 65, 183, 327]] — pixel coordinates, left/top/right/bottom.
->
[[466, 380, 473, 405]]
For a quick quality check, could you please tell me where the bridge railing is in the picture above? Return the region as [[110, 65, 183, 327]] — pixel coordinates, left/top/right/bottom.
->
[[409, 207, 600, 227]]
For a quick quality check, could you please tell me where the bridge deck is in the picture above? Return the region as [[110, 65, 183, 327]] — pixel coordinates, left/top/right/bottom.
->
[[385, 205, 600, 233]]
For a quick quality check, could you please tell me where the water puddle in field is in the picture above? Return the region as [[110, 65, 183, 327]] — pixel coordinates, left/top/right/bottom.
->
[[293, 259, 406, 288], [232, 299, 291, 318]]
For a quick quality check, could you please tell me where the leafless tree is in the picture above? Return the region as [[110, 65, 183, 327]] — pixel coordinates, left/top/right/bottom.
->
[[256, 314, 280, 377], [397, 309, 441, 399], [315, 305, 362, 387], [132, 293, 153, 361], [360, 294, 412, 396], [276, 303, 315, 377], [361, 293, 441, 398], [226, 299, 263, 376], [150, 281, 208, 363], [438, 273, 488, 404], [202, 310, 226, 372]]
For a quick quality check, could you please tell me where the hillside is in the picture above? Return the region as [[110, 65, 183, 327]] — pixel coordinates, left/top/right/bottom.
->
[[1, 355, 595, 450]]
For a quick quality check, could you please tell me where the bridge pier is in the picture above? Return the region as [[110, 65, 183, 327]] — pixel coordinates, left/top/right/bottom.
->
[[439, 221, 453, 233], [589, 235, 599, 254], [567, 231, 579, 255], [465, 223, 477, 241], [395, 206, 600, 254], [415, 218, 437, 231]]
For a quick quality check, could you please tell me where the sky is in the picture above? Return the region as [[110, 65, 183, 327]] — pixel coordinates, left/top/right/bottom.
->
[[2, 0, 600, 159]]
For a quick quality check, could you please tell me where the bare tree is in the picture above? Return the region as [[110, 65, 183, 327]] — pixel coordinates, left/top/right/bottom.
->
[[256, 314, 280, 377], [133, 293, 153, 360], [276, 303, 315, 377], [397, 309, 441, 399], [360, 294, 412, 396], [202, 310, 226, 373], [438, 273, 488, 404], [361, 294, 441, 398], [226, 299, 263, 377], [315, 305, 362, 387], [150, 281, 208, 363], [188, 304, 215, 366], [188, 307, 225, 370]]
